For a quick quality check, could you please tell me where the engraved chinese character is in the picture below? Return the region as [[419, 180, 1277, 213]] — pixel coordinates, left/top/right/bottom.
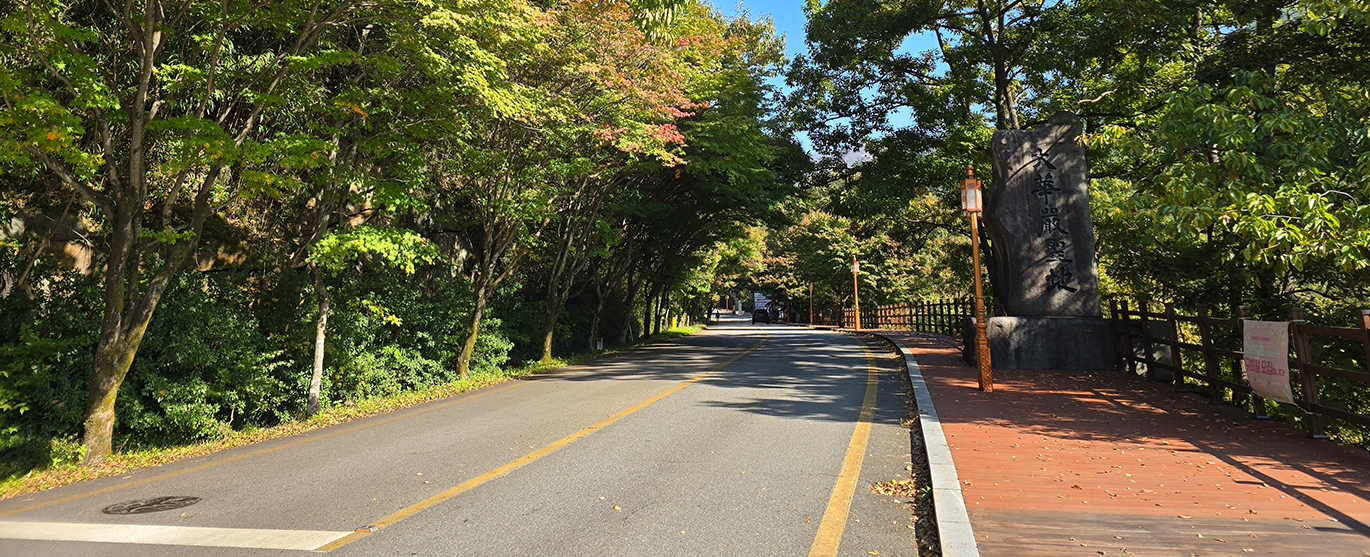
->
[[1031, 147, 1057, 170], [1047, 266, 1078, 293], [1033, 172, 1060, 207], [1045, 239, 1071, 262], [1040, 207, 1068, 236]]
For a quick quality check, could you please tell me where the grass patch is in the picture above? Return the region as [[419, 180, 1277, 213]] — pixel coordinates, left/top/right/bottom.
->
[[0, 327, 705, 501]]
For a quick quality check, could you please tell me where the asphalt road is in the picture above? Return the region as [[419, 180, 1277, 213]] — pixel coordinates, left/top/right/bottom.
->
[[0, 315, 918, 556]]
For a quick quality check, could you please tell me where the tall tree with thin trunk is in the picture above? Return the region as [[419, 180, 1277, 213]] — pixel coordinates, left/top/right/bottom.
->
[[0, 0, 371, 463]]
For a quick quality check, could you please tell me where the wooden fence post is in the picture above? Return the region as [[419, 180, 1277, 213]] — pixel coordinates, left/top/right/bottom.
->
[[1289, 307, 1327, 438], [1140, 300, 1156, 381], [966, 298, 972, 338], [1110, 299, 1123, 372], [1359, 309, 1370, 376], [1165, 303, 1185, 389], [1121, 299, 1137, 376], [1236, 305, 1261, 411], [1197, 305, 1224, 404]]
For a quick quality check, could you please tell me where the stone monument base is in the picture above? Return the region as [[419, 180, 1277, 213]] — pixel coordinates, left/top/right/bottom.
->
[[962, 316, 1116, 371]]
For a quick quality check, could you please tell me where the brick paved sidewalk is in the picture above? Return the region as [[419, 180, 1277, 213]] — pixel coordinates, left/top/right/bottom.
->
[[876, 330, 1370, 557]]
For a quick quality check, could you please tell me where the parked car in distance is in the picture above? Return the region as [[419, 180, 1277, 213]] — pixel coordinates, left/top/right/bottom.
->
[[752, 308, 770, 324]]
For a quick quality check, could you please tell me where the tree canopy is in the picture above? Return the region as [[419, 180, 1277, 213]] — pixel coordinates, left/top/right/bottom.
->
[[2, 0, 1369, 473], [0, 0, 792, 469]]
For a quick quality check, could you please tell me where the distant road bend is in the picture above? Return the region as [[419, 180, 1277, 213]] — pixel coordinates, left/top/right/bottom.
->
[[0, 314, 918, 556]]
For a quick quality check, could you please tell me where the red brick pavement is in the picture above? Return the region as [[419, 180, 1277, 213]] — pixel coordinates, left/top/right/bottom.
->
[[874, 330, 1370, 556]]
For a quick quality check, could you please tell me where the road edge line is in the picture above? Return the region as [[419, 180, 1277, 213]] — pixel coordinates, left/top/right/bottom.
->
[[806, 340, 879, 557], [317, 331, 770, 551], [860, 331, 980, 557]]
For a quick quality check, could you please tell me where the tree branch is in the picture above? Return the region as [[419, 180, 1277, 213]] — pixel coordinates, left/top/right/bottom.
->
[[21, 146, 115, 217]]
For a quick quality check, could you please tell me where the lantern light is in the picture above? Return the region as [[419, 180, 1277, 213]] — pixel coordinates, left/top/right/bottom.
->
[[960, 165, 982, 215]]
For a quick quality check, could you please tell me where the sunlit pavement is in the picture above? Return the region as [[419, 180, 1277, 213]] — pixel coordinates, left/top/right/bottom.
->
[[872, 329, 1370, 556], [0, 317, 918, 556]]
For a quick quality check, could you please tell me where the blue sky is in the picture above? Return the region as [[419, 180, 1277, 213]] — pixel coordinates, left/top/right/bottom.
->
[[709, 0, 939, 155], [710, 0, 942, 65], [711, 0, 811, 59]]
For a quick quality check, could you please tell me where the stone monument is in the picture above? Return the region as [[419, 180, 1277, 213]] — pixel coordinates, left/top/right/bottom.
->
[[963, 112, 1115, 370]]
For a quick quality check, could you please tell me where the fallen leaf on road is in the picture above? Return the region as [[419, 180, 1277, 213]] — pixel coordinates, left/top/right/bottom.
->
[[872, 479, 917, 496], [612, 506, 621, 510]]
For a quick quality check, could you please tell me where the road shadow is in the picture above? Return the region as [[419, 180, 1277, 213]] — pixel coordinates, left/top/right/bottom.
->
[[527, 324, 896, 425], [898, 334, 1370, 539]]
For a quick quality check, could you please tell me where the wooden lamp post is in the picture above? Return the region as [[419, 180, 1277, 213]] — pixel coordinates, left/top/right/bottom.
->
[[961, 165, 993, 392], [851, 255, 861, 330]]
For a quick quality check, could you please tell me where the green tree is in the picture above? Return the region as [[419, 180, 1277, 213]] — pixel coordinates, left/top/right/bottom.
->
[[0, 0, 378, 462]]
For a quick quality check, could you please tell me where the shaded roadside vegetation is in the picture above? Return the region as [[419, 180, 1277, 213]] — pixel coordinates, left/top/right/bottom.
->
[[0, 323, 703, 499]]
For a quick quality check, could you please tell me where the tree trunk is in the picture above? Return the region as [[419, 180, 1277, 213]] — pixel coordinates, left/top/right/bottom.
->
[[456, 280, 491, 380], [617, 276, 642, 345], [81, 162, 223, 463], [82, 256, 181, 463], [644, 293, 654, 338], [307, 264, 331, 415], [83, 329, 146, 463], [655, 289, 667, 335], [588, 286, 607, 352], [538, 309, 557, 363]]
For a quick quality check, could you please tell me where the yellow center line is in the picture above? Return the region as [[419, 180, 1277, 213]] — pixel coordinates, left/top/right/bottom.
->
[[317, 330, 769, 551], [0, 349, 653, 518], [807, 340, 880, 557]]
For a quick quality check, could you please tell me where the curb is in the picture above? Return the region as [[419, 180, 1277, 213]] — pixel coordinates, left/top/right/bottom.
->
[[854, 330, 981, 557]]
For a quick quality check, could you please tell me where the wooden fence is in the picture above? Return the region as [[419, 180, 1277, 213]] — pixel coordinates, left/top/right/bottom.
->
[[1111, 299, 1370, 439], [809, 299, 991, 339]]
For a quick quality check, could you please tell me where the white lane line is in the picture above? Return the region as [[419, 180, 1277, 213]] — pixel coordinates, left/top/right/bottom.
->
[[0, 521, 353, 550]]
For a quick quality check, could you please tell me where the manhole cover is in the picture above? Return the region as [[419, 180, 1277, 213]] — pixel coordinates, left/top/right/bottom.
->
[[102, 496, 201, 515]]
